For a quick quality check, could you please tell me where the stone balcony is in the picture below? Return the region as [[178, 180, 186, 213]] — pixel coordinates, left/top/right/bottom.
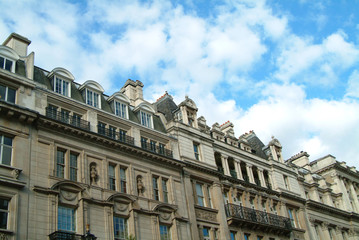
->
[[225, 203, 292, 236]]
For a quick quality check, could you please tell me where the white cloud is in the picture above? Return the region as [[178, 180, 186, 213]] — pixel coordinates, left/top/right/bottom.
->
[[346, 70, 359, 98], [275, 32, 359, 86]]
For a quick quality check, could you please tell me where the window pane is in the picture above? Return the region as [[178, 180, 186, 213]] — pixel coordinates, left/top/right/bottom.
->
[[0, 85, 6, 101], [2, 146, 12, 165], [160, 225, 171, 240], [7, 87, 15, 103], [0, 57, 4, 68], [58, 206, 75, 232], [4, 59, 12, 71], [70, 153, 77, 181], [114, 217, 127, 239]]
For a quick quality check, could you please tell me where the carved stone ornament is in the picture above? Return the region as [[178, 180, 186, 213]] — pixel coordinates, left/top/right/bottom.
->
[[137, 175, 144, 196], [160, 212, 171, 221], [0, 232, 9, 240], [60, 190, 77, 202], [11, 169, 20, 179], [90, 162, 98, 185], [115, 202, 128, 212], [195, 208, 217, 222]]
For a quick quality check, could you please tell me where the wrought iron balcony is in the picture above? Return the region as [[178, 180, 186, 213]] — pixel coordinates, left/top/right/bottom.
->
[[225, 203, 292, 234], [49, 231, 85, 240], [46, 108, 90, 131], [140, 141, 173, 158], [97, 126, 135, 146]]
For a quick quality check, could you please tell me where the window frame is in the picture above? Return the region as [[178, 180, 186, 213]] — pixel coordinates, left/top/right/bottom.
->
[[53, 76, 70, 97], [58, 205, 76, 232], [0, 197, 9, 230], [0, 56, 14, 72], [140, 110, 153, 128], [109, 164, 116, 191], [196, 183, 205, 207], [0, 134, 13, 166], [55, 147, 79, 181], [0, 84, 16, 103], [193, 142, 200, 161], [114, 100, 128, 119], [159, 224, 171, 240], [85, 88, 101, 108], [113, 216, 128, 240]]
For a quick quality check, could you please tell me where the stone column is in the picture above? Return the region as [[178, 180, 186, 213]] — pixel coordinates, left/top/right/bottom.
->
[[212, 182, 230, 239], [198, 225, 204, 240], [258, 169, 266, 187], [349, 181, 359, 213], [221, 156, 230, 176], [246, 164, 255, 184], [321, 222, 331, 240], [183, 170, 199, 239], [332, 175, 352, 212], [236, 161, 243, 180], [335, 227, 344, 240], [234, 160, 240, 179]]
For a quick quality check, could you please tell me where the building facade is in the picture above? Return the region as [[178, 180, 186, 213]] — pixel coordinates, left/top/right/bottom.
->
[[0, 33, 358, 240]]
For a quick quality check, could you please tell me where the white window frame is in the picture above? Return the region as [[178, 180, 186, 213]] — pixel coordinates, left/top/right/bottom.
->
[[0, 134, 13, 166], [54, 76, 70, 97], [85, 88, 101, 108], [140, 111, 153, 128], [58, 205, 76, 232], [114, 216, 128, 240], [55, 147, 79, 181], [114, 101, 128, 119], [0, 55, 15, 72], [159, 224, 171, 240], [0, 84, 16, 103]]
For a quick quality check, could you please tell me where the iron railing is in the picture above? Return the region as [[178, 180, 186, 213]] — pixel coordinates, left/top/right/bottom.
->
[[49, 231, 85, 240], [46, 108, 90, 131], [97, 125, 135, 146], [141, 141, 173, 158], [225, 203, 292, 230]]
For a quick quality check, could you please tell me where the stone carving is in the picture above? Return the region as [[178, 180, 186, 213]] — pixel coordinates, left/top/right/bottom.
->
[[90, 162, 98, 185], [0, 232, 9, 240], [137, 175, 144, 196], [12, 169, 20, 179], [160, 212, 171, 221], [60, 190, 77, 201], [195, 208, 217, 222], [115, 202, 128, 212]]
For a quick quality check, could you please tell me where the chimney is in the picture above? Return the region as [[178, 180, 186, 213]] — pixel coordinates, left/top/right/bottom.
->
[[3, 33, 31, 57], [121, 79, 144, 106]]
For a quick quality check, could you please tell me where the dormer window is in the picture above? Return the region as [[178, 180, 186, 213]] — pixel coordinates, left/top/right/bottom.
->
[[141, 111, 153, 128], [115, 101, 128, 118], [0, 46, 20, 73], [0, 56, 14, 72], [86, 89, 100, 108], [48, 68, 75, 97], [54, 76, 69, 97], [79, 80, 105, 109]]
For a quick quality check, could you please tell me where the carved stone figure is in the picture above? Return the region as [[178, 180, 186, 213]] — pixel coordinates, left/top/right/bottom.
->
[[90, 163, 98, 185], [137, 175, 144, 196]]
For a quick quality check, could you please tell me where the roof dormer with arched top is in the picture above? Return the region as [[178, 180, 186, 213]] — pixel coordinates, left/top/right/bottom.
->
[[108, 91, 131, 119], [47, 67, 75, 97], [79, 80, 104, 109], [0, 45, 20, 73], [134, 102, 156, 128]]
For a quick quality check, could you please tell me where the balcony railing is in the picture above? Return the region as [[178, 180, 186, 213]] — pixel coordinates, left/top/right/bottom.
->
[[225, 203, 292, 231], [97, 126, 135, 146], [46, 108, 90, 131], [141, 142, 173, 158], [49, 231, 85, 240]]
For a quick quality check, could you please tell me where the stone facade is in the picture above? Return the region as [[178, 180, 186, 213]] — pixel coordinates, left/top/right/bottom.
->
[[0, 33, 358, 240]]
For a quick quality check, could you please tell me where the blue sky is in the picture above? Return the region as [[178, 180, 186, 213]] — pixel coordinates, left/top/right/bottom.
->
[[1, 0, 359, 168]]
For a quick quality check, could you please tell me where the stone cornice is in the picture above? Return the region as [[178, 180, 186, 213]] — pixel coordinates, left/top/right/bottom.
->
[[37, 115, 185, 169], [280, 191, 306, 204], [306, 200, 353, 219], [315, 163, 359, 180]]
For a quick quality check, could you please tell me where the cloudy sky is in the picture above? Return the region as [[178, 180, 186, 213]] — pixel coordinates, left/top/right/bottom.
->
[[1, 0, 359, 168]]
